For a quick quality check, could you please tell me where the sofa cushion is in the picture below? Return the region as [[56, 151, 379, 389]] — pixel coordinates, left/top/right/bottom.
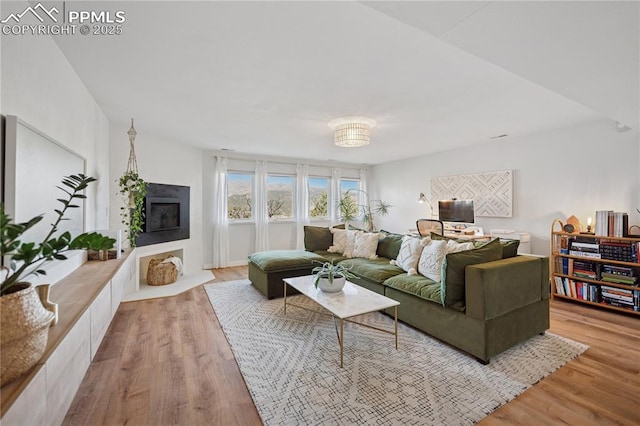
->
[[445, 239, 475, 253], [441, 238, 503, 311], [338, 257, 404, 284], [383, 274, 442, 305], [313, 250, 347, 265], [304, 226, 333, 252], [351, 231, 382, 259], [417, 239, 448, 281], [376, 230, 403, 260], [393, 235, 426, 275], [249, 250, 326, 272], [500, 239, 520, 259]]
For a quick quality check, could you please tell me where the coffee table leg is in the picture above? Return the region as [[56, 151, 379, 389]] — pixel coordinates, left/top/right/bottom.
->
[[394, 305, 398, 350], [283, 282, 287, 314], [339, 318, 344, 368]]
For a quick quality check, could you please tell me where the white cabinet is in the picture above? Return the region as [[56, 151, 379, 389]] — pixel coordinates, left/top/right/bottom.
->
[[46, 310, 92, 426], [1, 367, 47, 426], [491, 231, 531, 254], [90, 282, 112, 360]]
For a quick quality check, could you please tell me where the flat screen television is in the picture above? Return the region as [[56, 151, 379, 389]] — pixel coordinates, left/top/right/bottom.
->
[[438, 199, 475, 224]]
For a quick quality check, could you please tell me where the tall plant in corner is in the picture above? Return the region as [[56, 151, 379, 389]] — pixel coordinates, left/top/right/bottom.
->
[[118, 119, 147, 247], [338, 189, 391, 232]]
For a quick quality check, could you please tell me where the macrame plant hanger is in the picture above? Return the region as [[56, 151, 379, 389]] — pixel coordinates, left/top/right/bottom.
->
[[126, 119, 138, 206]]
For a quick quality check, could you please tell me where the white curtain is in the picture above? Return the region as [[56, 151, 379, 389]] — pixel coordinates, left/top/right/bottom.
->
[[212, 156, 229, 268], [295, 164, 309, 249], [359, 168, 369, 230], [330, 167, 342, 225], [254, 160, 269, 252]]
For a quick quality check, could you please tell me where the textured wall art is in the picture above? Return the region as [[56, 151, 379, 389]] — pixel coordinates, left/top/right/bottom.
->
[[431, 170, 513, 217]]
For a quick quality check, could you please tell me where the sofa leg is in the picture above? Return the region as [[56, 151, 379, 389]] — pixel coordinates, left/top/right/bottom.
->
[[476, 357, 490, 365], [539, 331, 545, 336]]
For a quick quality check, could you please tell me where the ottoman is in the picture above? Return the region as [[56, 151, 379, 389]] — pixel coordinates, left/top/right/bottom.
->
[[248, 250, 326, 299]]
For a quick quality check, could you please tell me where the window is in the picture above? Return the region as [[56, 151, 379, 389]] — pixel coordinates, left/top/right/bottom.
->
[[338, 178, 360, 220], [308, 177, 329, 219], [267, 174, 294, 220], [227, 172, 253, 220]]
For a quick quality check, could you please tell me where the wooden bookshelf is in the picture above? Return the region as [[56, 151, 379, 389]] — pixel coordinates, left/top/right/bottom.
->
[[550, 223, 639, 316]]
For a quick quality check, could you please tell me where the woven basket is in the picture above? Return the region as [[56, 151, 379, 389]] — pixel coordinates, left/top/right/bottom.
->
[[147, 257, 178, 286], [0, 283, 55, 386]]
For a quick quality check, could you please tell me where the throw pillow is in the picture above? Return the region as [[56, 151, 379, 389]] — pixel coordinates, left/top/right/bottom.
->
[[342, 230, 360, 258], [328, 228, 348, 253], [445, 239, 474, 253], [391, 235, 426, 276], [376, 230, 403, 260], [440, 238, 503, 310], [303, 226, 332, 252], [500, 239, 520, 258], [417, 239, 448, 281], [352, 232, 381, 259]]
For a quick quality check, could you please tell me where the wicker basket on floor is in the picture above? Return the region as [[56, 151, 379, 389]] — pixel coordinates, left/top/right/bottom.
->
[[147, 257, 178, 286]]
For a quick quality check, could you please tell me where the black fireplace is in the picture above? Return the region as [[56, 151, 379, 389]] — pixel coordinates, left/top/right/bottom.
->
[[136, 183, 190, 247]]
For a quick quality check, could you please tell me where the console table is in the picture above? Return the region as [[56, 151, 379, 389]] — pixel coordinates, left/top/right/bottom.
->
[[0, 251, 135, 425]]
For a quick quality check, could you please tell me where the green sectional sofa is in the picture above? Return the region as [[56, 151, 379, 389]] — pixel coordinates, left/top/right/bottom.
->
[[248, 226, 550, 363]]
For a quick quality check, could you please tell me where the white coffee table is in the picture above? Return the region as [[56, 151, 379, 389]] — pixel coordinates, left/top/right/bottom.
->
[[283, 275, 400, 368]]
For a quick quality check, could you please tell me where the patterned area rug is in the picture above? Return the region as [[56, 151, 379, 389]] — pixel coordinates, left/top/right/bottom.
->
[[204, 280, 587, 425]]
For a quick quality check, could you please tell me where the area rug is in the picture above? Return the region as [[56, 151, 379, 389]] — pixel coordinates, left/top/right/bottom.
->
[[204, 280, 587, 425]]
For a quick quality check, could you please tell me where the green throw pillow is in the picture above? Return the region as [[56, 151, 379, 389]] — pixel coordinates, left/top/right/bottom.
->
[[440, 238, 502, 310], [500, 239, 520, 259], [303, 226, 332, 251], [303, 224, 345, 251], [376, 230, 403, 260]]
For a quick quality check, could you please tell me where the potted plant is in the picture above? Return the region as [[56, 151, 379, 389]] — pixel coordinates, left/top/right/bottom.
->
[[0, 174, 115, 386], [311, 261, 357, 293], [118, 171, 146, 248], [338, 189, 392, 232]]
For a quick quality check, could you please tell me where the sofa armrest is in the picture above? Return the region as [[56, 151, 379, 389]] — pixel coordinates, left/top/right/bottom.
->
[[465, 255, 549, 321]]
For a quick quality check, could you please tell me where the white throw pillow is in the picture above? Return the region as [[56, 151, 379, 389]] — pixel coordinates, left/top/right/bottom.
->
[[392, 235, 426, 276], [343, 230, 360, 258], [418, 239, 448, 281], [328, 228, 348, 253], [351, 232, 381, 259], [446, 240, 474, 253]]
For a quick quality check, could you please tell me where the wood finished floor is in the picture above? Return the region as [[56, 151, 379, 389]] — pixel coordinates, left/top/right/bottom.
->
[[63, 266, 640, 426]]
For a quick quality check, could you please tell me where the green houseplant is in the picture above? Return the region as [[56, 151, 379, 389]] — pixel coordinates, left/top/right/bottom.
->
[[0, 174, 115, 386], [311, 261, 357, 293], [118, 171, 147, 248], [337, 189, 392, 232]]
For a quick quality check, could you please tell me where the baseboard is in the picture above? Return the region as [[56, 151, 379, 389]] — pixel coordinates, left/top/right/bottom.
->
[[203, 260, 248, 269]]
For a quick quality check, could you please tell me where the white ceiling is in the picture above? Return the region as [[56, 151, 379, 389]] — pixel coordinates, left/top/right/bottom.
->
[[51, 1, 638, 165]]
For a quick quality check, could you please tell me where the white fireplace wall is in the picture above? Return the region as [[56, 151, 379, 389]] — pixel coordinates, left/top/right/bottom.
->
[[109, 123, 204, 275]]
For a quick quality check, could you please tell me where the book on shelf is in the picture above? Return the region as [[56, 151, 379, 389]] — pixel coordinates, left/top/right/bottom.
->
[[594, 210, 630, 238], [569, 250, 601, 259]]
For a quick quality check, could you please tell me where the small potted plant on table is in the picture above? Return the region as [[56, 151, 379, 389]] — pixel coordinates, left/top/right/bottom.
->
[[312, 261, 357, 293]]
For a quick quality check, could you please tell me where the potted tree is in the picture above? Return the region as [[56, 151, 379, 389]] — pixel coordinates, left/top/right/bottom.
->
[[337, 189, 391, 232], [311, 261, 357, 293], [0, 174, 115, 386]]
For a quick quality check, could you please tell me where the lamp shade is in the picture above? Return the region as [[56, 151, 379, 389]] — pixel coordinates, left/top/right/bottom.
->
[[328, 116, 377, 148]]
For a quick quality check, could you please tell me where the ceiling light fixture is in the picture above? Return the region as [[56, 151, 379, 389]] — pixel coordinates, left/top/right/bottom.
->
[[328, 116, 377, 148]]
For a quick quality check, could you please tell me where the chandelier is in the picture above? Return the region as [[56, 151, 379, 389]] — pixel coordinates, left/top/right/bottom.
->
[[328, 116, 377, 148]]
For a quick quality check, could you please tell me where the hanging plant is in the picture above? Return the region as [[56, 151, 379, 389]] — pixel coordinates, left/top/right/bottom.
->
[[118, 171, 146, 247], [118, 119, 147, 248]]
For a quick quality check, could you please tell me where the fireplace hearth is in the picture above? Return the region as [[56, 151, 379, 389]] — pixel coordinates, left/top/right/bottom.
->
[[136, 183, 190, 247]]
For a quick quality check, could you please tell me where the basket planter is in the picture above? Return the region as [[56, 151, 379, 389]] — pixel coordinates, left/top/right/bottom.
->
[[0, 282, 55, 386], [147, 257, 178, 286]]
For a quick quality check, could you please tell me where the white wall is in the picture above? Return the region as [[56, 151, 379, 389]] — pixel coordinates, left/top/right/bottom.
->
[[108, 123, 204, 274], [1, 25, 110, 230], [369, 119, 639, 255]]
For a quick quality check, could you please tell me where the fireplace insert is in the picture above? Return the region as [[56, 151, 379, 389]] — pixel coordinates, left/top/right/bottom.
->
[[136, 183, 190, 247]]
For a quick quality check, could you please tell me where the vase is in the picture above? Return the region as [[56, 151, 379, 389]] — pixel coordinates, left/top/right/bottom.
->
[[0, 282, 56, 386], [317, 275, 346, 293]]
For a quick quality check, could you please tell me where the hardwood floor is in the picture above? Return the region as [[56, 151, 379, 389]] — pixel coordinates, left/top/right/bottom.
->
[[63, 266, 640, 426]]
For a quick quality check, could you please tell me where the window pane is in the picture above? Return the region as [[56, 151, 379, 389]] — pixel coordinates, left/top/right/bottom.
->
[[227, 172, 253, 220], [308, 177, 329, 218], [267, 175, 294, 220], [340, 179, 359, 201]]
